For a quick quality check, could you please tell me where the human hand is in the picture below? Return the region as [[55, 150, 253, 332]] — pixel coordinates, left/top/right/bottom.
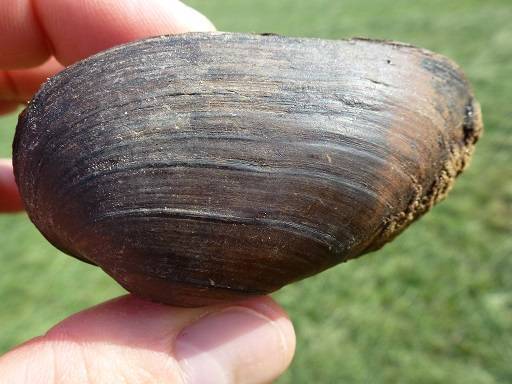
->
[[0, 1, 296, 382]]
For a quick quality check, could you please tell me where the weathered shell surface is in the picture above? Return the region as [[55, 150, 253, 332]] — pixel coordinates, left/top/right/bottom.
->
[[14, 32, 482, 306]]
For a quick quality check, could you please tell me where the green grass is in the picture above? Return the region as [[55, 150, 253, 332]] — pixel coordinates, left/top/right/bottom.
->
[[1, 0, 511, 382]]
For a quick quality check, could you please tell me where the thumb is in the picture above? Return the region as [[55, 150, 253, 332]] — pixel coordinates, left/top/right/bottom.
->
[[0, 295, 295, 384]]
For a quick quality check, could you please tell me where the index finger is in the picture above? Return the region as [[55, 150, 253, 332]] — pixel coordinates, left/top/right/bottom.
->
[[0, 0, 215, 68]]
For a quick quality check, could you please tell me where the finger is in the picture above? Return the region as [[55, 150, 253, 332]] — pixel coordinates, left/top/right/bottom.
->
[[0, 0, 51, 68], [0, 0, 216, 69], [0, 102, 20, 116], [0, 159, 23, 212], [0, 295, 295, 384], [35, 0, 216, 65], [0, 57, 64, 104]]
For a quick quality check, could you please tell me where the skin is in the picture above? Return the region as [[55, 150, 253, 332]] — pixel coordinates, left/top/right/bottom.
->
[[0, 1, 296, 383]]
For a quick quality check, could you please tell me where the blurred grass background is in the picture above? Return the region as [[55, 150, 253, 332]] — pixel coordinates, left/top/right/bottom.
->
[[1, 0, 511, 382]]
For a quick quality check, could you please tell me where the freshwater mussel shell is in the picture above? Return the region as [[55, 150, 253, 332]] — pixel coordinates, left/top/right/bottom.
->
[[14, 32, 482, 306]]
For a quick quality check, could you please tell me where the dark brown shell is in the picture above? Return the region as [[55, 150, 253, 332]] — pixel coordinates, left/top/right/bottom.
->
[[13, 32, 482, 306]]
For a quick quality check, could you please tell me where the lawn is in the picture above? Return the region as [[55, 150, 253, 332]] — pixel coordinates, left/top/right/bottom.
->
[[1, 0, 511, 382]]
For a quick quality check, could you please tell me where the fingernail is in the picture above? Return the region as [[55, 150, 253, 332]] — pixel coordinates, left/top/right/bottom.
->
[[175, 306, 290, 384]]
